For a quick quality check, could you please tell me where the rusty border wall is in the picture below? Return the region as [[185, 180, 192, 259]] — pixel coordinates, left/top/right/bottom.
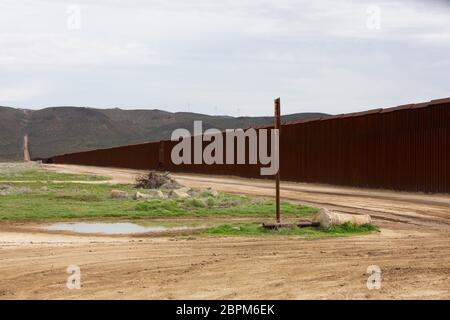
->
[[48, 98, 450, 193]]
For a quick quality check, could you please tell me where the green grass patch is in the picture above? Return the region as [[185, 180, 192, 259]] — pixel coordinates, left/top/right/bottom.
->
[[135, 194, 316, 218], [0, 180, 317, 221], [0, 168, 377, 239], [0, 165, 319, 221], [0, 168, 110, 182], [0, 182, 136, 220], [202, 222, 378, 238]]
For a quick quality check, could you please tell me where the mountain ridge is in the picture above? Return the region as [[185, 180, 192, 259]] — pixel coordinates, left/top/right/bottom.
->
[[0, 106, 327, 161]]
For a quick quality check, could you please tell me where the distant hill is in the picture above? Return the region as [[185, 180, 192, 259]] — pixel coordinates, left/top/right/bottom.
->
[[0, 106, 327, 161]]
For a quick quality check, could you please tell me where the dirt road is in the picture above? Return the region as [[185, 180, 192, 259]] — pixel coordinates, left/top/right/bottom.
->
[[0, 164, 449, 299]]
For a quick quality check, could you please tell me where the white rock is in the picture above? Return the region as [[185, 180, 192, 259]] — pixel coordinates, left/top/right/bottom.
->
[[171, 187, 191, 198], [133, 191, 146, 200], [204, 187, 219, 197], [16, 187, 32, 194], [110, 190, 129, 199], [133, 190, 165, 200], [147, 189, 165, 198]]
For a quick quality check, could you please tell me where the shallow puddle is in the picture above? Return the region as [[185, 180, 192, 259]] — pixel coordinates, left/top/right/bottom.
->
[[46, 222, 189, 234]]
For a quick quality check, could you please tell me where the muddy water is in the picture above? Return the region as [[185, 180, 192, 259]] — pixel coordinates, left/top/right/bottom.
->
[[46, 222, 189, 234]]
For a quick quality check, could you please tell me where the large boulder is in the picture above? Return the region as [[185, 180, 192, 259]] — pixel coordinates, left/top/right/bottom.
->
[[110, 190, 129, 199], [313, 208, 371, 228]]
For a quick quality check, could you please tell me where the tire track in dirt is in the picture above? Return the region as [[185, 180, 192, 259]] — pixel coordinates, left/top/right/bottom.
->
[[0, 231, 449, 299]]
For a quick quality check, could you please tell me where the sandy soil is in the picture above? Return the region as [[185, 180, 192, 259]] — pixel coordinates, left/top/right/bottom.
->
[[0, 163, 449, 299]]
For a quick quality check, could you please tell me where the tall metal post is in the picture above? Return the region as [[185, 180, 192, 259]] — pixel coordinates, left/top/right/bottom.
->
[[274, 97, 281, 223]]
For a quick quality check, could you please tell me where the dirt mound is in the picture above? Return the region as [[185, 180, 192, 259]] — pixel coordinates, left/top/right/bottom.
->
[[135, 171, 180, 189]]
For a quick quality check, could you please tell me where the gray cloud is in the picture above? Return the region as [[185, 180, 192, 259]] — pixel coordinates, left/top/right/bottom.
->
[[0, 0, 449, 115]]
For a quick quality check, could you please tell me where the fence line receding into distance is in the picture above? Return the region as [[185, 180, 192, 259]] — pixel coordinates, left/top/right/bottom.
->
[[47, 98, 450, 193]]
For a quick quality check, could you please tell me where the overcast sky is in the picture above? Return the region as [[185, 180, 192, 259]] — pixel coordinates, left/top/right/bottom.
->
[[0, 0, 449, 116]]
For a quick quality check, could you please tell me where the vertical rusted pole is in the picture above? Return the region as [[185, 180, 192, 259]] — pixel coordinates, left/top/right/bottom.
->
[[274, 97, 281, 223], [23, 134, 31, 162]]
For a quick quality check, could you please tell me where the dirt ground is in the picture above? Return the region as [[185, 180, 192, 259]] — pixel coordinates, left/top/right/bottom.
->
[[0, 163, 449, 299]]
